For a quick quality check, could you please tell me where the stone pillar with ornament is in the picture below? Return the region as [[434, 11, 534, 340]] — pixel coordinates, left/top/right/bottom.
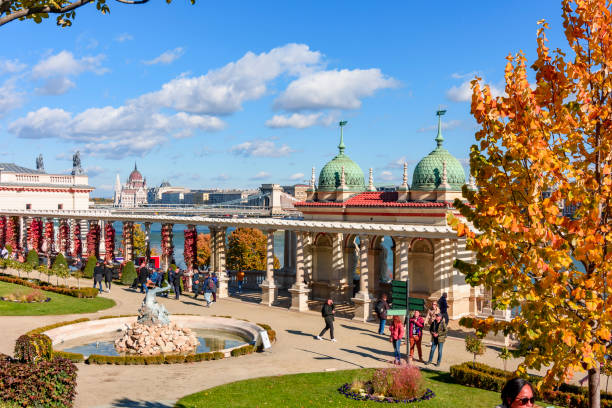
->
[[104, 221, 115, 262], [289, 232, 310, 312], [58, 219, 69, 257], [352, 235, 373, 321], [397, 237, 410, 281], [215, 227, 228, 298], [98, 220, 106, 260], [144, 222, 151, 262], [43, 218, 54, 256], [260, 229, 277, 306]]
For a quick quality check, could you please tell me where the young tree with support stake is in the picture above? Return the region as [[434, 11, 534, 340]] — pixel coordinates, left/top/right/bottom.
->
[[448, 1, 611, 407]]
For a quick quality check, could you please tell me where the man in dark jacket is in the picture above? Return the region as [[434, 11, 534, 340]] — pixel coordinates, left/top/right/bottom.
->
[[438, 292, 449, 324], [172, 269, 183, 300], [138, 261, 149, 294], [93, 261, 104, 294], [316, 298, 336, 342], [426, 313, 448, 367], [375, 293, 390, 335]]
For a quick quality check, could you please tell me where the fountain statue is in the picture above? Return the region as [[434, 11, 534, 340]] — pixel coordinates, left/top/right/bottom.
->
[[114, 280, 198, 355]]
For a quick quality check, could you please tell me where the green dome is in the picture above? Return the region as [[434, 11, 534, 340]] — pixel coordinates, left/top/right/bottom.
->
[[318, 126, 365, 192], [411, 112, 466, 191]]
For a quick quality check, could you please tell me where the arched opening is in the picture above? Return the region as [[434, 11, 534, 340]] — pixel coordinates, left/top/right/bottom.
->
[[409, 238, 434, 299], [343, 234, 360, 298], [370, 236, 396, 299], [311, 233, 333, 300]]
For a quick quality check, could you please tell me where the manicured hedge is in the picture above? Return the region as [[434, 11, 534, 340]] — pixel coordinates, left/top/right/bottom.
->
[[450, 361, 612, 408], [0, 274, 99, 298], [14, 334, 53, 363], [257, 322, 277, 343], [120, 261, 136, 285], [230, 345, 255, 357], [83, 256, 97, 279], [53, 351, 84, 363], [86, 351, 224, 365], [0, 357, 77, 407]]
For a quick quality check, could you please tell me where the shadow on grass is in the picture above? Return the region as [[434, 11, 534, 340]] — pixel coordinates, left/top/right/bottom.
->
[[296, 348, 365, 368], [111, 398, 174, 407]]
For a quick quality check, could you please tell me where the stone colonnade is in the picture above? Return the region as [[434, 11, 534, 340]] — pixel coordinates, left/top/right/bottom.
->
[[0, 213, 469, 318]]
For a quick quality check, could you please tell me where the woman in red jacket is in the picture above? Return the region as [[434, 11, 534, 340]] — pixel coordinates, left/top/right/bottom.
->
[[389, 315, 405, 365]]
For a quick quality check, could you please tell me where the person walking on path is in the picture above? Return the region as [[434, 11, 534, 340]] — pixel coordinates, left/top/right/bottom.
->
[[93, 261, 104, 294], [389, 315, 405, 365], [375, 293, 390, 335], [236, 270, 245, 294], [426, 313, 448, 367], [437, 292, 449, 325], [316, 298, 336, 342], [103, 261, 113, 293], [172, 268, 183, 300], [203, 273, 215, 307], [408, 310, 424, 362], [211, 272, 218, 302], [138, 261, 149, 294]]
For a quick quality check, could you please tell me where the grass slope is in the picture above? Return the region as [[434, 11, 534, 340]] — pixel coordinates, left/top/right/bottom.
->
[[0, 281, 115, 315], [176, 369, 536, 408]]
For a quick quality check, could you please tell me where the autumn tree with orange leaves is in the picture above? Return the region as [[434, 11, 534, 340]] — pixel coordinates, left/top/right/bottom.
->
[[448, 1, 612, 407]]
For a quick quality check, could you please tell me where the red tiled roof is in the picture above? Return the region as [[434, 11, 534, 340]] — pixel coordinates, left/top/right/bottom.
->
[[295, 191, 452, 208]]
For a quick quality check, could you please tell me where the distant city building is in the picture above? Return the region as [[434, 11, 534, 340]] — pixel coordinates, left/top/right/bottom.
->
[[184, 190, 216, 204], [0, 153, 93, 210], [208, 190, 256, 205], [147, 181, 191, 204], [114, 163, 147, 207], [281, 184, 308, 201]]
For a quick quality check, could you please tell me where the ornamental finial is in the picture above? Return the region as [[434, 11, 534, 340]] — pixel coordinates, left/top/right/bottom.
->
[[402, 162, 408, 186], [442, 160, 448, 183], [338, 120, 347, 154], [368, 168, 376, 191], [310, 166, 316, 189], [435, 109, 446, 148]]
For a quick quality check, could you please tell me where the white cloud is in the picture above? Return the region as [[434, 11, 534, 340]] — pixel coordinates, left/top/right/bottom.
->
[[8, 105, 224, 159], [417, 119, 462, 133], [143, 47, 185, 65], [36, 77, 75, 95], [32, 51, 107, 78], [115, 33, 134, 42], [84, 165, 105, 177], [289, 172, 305, 180], [274, 68, 398, 111], [0, 78, 25, 117], [140, 43, 322, 115], [447, 78, 503, 102], [379, 171, 394, 181], [212, 174, 230, 181], [230, 139, 294, 158], [265, 113, 322, 129], [0, 59, 26, 74], [387, 156, 407, 169], [250, 171, 271, 181]]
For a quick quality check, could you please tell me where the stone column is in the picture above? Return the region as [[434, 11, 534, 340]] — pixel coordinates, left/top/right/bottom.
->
[[352, 235, 373, 322], [144, 222, 151, 261], [303, 233, 313, 284], [216, 227, 228, 298], [99, 220, 106, 259], [260, 229, 277, 306], [123, 221, 134, 262], [330, 232, 345, 301], [289, 231, 310, 312], [397, 237, 409, 281], [19, 217, 26, 251], [208, 227, 217, 272]]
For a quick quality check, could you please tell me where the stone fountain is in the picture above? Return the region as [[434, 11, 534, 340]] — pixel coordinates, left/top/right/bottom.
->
[[114, 283, 198, 355]]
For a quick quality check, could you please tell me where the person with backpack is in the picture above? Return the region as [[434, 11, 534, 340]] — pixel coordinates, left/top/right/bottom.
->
[[316, 298, 336, 342], [211, 272, 218, 302], [375, 293, 390, 335], [438, 292, 449, 325], [408, 310, 425, 362], [203, 273, 216, 307]]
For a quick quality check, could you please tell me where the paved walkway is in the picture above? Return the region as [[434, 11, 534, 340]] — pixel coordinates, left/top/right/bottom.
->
[[0, 270, 537, 408]]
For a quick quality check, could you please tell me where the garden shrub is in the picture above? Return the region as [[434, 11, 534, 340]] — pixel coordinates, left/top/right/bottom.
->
[[184, 354, 196, 363], [83, 255, 97, 278], [212, 351, 224, 360], [0, 357, 77, 407], [465, 334, 486, 362], [120, 261, 136, 285], [53, 351, 84, 363], [257, 322, 277, 343], [14, 334, 53, 363], [25, 250, 39, 268], [164, 354, 186, 364], [230, 345, 255, 357], [0, 274, 98, 298]]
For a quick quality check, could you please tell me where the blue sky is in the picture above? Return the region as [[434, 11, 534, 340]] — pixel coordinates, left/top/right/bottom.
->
[[0, 0, 565, 197]]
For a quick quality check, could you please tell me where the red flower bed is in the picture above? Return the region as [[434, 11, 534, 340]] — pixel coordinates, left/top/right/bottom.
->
[[86, 223, 100, 259], [162, 223, 174, 263], [6, 216, 18, 250], [0, 216, 5, 248], [28, 218, 42, 253], [44, 220, 54, 254], [59, 221, 69, 254]]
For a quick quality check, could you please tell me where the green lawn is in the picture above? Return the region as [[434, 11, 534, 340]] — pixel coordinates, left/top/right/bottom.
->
[[176, 369, 554, 408], [0, 281, 115, 315]]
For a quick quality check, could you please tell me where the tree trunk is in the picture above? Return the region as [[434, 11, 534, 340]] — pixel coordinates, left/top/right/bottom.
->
[[589, 365, 600, 408]]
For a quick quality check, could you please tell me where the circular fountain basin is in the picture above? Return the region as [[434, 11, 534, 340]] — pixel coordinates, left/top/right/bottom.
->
[[44, 316, 264, 358]]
